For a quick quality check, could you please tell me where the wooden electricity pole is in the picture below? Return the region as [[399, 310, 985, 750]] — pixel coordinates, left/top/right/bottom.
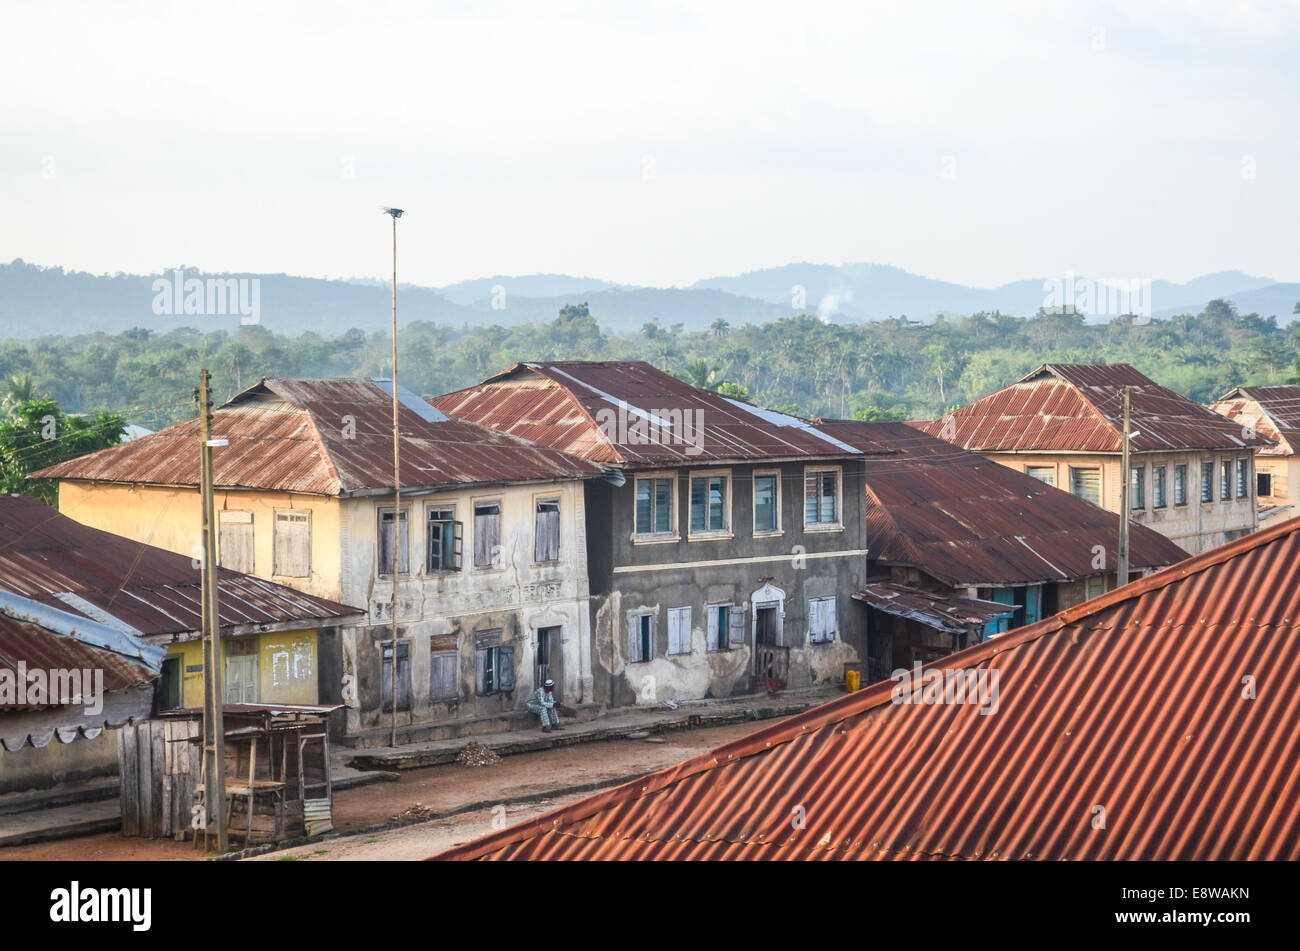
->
[[198, 369, 228, 852], [1117, 386, 1131, 587]]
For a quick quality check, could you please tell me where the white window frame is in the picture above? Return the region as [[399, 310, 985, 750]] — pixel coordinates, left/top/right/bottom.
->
[[803, 465, 844, 532], [628, 611, 656, 663], [376, 504, 410, 577], [1025, 465, 1055, 486], [631, 470, 680, 544], [687, 467, 733, 540], [424, 502, 462, 573], [752, 468, 783, 536], [1069, 466, 1101, 506]]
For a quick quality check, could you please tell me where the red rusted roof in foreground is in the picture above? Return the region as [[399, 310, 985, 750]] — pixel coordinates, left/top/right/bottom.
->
[[820, 420, 1187, 586], [431, 361, 877, 467], [34, 378, 603, 495], [0, 495, 361, 638], [1210, 385, 1300, 457], [912, 363, 1273, 454], [435, 515, 1300, 861]]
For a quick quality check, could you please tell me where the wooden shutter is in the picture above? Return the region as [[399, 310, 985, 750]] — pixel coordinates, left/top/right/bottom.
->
[[728, 605, 746, 645], [668, 607, 691, 655], [474, 504, 501, 568], [628, 618, 640, 662], [706, 608, 719, 650], [430, 652, 458, 700], [452, 520, 464, 569], [498, 646, 515, 692], [475, 648, 489, 695], [275, 510, 311, 577], [805, 472, 818, 523], [535, 501, 560, 562], [218, 511, 254, 574]]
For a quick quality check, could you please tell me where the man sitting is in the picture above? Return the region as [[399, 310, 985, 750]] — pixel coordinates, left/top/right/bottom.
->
[[526, 678, 565, 733]]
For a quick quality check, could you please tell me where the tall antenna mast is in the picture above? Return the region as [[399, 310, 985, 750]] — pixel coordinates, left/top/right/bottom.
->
[[381, 206, 404, 749]]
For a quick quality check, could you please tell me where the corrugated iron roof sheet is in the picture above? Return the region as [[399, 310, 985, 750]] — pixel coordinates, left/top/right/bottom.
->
[[0, 591, 164, 750], [852, 583, 1014, 634], [1210, 385, 1300, 457], [431, 362, 881, 467], [913, 363, 1274, 454], [435, 513, 1300, 861], [0, 495, 361, 638], [820, 420, 1187, 587], [34, 378, 603, 495]]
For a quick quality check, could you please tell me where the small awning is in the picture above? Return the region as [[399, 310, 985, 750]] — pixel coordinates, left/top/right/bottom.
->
[[852, 582, 1015, 635]]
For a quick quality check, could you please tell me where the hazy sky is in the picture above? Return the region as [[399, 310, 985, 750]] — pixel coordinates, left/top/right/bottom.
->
[[2, 0, 1298, 289]]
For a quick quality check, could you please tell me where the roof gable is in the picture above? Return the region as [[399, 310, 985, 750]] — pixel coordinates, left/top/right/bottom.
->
[[34, 377, 603, 494], [432, 361, 873, 467], [1210, 385, 1300, 456], [916, 363, 1272, 454]]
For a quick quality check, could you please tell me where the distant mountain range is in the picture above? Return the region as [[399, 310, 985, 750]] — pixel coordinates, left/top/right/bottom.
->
[[1, 258, 1295, 338]]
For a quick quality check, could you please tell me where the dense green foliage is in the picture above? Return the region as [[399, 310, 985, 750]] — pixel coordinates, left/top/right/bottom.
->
[[1, 300, 1296, 436], [0, 396, 125, 503]]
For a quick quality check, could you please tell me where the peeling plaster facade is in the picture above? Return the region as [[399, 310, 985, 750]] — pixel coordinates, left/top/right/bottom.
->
[[585, 459, 869, 707], [339, 480, 593, 737]]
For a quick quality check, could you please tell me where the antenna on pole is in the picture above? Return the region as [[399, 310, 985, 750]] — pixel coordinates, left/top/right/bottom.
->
[[198, 368, 227, 852], [1118, 386, 1132, 587], [381, 207, 404, 749]]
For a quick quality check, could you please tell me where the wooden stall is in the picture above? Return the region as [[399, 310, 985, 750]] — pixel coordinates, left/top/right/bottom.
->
[[119, 702, 339, 844]]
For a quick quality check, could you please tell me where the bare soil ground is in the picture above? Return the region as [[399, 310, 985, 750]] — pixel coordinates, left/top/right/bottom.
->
[[0, 720, 773, 862]]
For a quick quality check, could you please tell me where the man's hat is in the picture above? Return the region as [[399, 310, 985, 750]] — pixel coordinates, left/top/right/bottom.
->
[[543, 679, 555, 689]]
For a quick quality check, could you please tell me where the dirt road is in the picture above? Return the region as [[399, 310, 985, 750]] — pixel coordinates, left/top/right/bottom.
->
[[1, 720, 775, 862]]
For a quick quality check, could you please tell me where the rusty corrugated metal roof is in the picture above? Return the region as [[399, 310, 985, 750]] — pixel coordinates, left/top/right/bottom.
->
[[0, 592, 164, 750], [0, 495, 361, 638], [1210, 385, 1300, 457], [852, 583, 1014, 634], [435, 514, 1300, 861], [431, 361, 879, 468], [820, 420, 1187, 587], [34, 378, 604, 495], [913, 363, 1274, 454]]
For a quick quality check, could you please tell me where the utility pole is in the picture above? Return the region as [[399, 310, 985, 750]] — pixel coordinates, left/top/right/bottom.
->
[[382, 207, 404, 749], [198, 369, 227, 852], [1117, 386, 1131, 587]]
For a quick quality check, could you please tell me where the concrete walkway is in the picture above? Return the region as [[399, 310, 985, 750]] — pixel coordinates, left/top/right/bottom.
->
[[345, 685, 839, 771]]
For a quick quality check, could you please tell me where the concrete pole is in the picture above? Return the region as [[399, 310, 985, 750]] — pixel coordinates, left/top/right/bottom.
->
[[390, 211, 400, 750]]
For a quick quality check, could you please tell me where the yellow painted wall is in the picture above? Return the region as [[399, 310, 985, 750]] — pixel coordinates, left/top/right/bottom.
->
[[56, 482, 343, 602], [164, 629, 318, 707]]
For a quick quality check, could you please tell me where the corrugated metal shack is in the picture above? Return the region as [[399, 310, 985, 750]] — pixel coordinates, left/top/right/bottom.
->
[[119, 702, 338, 843]]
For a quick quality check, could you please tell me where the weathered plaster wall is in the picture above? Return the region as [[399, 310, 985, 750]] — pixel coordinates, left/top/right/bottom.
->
[[56, 482, 343, 601], [984, 450, 1257, 553], [337, 480, 593, 734], [587, 460, 869, 706]]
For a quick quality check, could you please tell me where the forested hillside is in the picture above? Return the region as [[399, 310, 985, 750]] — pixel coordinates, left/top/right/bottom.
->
[[1, 299, 1296, 433]]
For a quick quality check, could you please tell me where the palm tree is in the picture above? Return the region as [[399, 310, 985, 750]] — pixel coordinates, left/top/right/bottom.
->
[[1, 374, 35, 418], [710, 318, 730, 338], [683, 359, 713, 389]]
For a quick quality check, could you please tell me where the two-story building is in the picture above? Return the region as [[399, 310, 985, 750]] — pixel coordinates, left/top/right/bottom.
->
[[1209, 385, 1300, 522], [913, 364, 1271, 553], [813, 420, 1188, 675], [37, 378, 607, 745], [432, 361, 883, 706]]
